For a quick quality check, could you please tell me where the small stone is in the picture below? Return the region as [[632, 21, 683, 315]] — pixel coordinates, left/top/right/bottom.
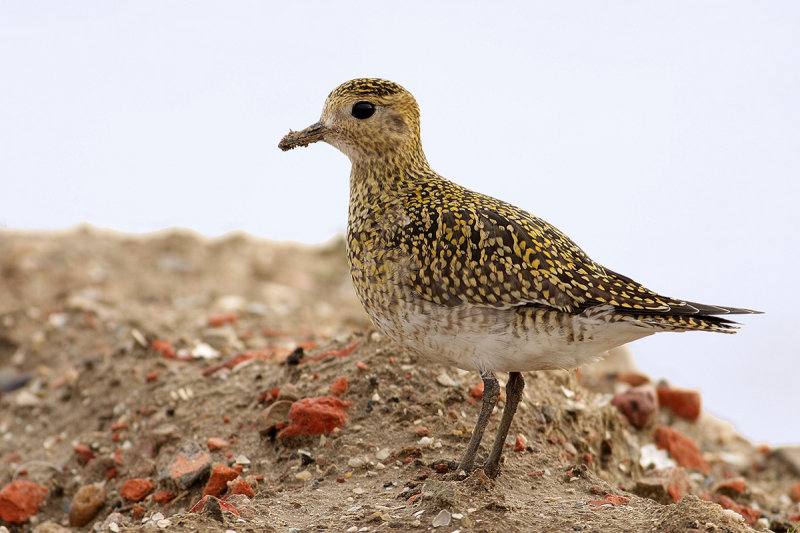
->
[[234, 454, 250, 466], [120, 478, 154, 502], [0, 480, 49, 523], [167, 440, 212, 490], [295, 470, 313, 481], [203, 464, 239, 497], [207, 437, 229, 451], [656, 386, 701, 421], [633, 467, 689, 503], [277, 383, 301, 402], [31, 521, 72, 533], [348, 456, 368, 468], [432, 509, 451, 527], [375, 449, 390, 461], [68, 483, 106, 526], [611, 384, 658, 429], [639, 443, 676, 470], [14, 390, 40, 407], [422, 480, 455, 508], [436, 373, 458, 387], [257, 400, 293, 433], [189, 495, 240, 517], [654, 425, 710, 473], [418, 436, 434, 447]]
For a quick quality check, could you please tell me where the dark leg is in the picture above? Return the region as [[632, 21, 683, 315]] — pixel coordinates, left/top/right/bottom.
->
[[455, 370, 500, 472], [483, 371, 525, 478]]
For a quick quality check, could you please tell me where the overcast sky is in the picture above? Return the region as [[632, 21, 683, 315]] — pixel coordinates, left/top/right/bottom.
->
[[1, 2, 798, 444]]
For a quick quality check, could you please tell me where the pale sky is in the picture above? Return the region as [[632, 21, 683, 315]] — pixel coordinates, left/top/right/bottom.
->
[[1, 2, 798, 444]]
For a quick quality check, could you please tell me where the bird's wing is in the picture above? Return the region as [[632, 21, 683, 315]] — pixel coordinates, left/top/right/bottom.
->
[[404, 196, 723, 316]]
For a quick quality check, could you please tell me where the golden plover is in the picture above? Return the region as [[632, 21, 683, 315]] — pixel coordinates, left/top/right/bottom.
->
[[279, 78, 759, 478]]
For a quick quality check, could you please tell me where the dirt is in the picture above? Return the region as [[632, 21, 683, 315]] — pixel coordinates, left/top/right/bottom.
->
[[1, 226, 798, 533]]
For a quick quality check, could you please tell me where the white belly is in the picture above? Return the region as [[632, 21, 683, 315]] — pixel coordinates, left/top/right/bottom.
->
[[370, 299, 653, 373]]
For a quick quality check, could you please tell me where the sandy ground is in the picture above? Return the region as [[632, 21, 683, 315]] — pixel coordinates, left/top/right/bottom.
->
[[1, 227, 798, 533]]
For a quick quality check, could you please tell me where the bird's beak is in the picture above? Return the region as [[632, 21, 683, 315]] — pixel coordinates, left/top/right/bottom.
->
[[278, 121, 329, 151]]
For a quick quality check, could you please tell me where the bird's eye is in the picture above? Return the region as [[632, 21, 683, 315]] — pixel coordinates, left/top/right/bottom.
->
[[351, 101, 376, 120]]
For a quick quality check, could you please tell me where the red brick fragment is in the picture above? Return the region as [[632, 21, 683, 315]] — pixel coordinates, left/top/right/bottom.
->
[[587, 493, 629, 507], [514, 434, 527, 452], [279, 396, 352, 437], [654, 425, 710, 473], [74, 443, 96, 465], [701, 492, 760, 525], [189, 495, 240, 516], [208, 312, 238, 326], [120, 478, 154, 502], [528, 470, 544, 477], [612, 384, 658, 429], [634, 466, 689, 503], [229, 479, 255, 498], [714, 478, 747, 495], [150, 339, 175, 359], [203, 464, 239, 497], [471, 382, 484, 399], [302, 341, 362, 364], [413, 426, 429, 436], [0, 480, 49, 524], [152, 491, 175, 504], [356, 361, 367, 371], [131, 505, 146, 520], [145, 370, 160, 382], [616, 372, 650, 387], [207, 437, 229, 452], [657, 386, 701, 421], [790, 481, 800, 503], [330, 376, 348, 396]]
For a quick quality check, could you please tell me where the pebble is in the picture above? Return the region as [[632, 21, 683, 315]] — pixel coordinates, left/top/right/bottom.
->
[[68, 483, 106, 526], [348, 456, 369, 468], [432, 509, 451, 527], [633, 467, 689, 504], [611, 384, 658, 428], [417, 436, 434, 447], [167, 440, 211, 490], [15, 390, 41, 407], [257, 400, 293, 433], [639, 444, 676, 470], [436, 373, 458, 387], [375, 448, 390, 461], [295, 470, 313, 481], [353, 487, 365, 495]]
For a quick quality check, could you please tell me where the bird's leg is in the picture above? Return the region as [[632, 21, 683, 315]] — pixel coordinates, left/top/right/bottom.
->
[[455, 370, 500, 473], [483, 371, 525, 478]]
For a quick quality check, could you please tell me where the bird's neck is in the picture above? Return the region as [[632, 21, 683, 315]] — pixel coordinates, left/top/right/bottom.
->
[[348, 147, 432, 209]]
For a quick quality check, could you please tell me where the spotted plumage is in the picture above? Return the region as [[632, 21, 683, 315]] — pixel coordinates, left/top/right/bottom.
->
[[279, 78, 758, 478]]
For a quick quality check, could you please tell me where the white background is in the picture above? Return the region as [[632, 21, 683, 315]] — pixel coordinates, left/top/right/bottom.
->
[[2, 2, 798, 444]]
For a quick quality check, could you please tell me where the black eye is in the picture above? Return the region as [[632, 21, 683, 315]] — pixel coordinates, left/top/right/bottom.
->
[[351, 101, 376, 120]]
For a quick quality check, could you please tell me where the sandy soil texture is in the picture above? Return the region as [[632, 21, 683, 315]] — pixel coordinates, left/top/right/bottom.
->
[[1, 227, 798, 533]]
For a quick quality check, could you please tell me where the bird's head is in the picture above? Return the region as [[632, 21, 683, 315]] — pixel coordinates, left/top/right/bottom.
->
[[279, 78, 424, 166]]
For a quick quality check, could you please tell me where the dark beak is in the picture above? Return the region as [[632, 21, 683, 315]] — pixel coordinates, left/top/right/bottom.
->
[[278, 121, 328, 151]]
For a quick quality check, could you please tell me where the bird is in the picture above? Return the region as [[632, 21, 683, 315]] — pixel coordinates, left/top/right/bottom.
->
[[278, 78, 759, 478]]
